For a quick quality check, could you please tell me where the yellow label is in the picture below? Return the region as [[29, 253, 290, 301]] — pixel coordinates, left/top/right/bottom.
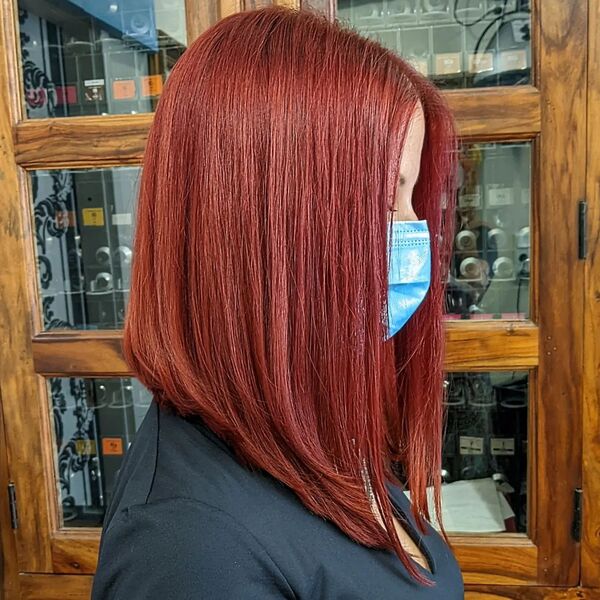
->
[[82, 207, 104, 227], [75, 439, 97, 455]]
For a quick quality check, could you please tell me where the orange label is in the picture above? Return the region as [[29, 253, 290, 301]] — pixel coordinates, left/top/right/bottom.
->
[[102, 437, 123, 456], [112, 79, 136, 100], [141, 74, 163, 97]]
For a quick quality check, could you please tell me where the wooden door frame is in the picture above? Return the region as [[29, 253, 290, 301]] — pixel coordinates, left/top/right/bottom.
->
[[582, 0, 600, 588], [0, 0, 590, 593]]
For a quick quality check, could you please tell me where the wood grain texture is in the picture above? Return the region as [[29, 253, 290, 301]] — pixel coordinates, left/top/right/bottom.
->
[[0, 0, 55, 575], [31, 322, 539, 376], [17, 574, 600, 600], [14, 113, 153, 168], [12, 88, 541, 170], [185, 0, 221, 42], [0, 388, 21, 598], [300, 0, 335, 20], [51, 533, 99, 574], [445, 86, 541, 139], [582, 0, 600, 587], [46, 524, 539, 582], [534, 0, 587, 586]]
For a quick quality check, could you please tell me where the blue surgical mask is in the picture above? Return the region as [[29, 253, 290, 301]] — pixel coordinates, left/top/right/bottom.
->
[[386, 219, 431, 339]]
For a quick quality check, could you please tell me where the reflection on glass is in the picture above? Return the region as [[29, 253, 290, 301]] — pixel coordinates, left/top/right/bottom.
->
[[49, 377, 151, 527], [18, 0, 187, 118], [337, 0, 531, 88], [32, 167, 139, 330], [396, 371, 528, 534], [445, 142, 531, 320]]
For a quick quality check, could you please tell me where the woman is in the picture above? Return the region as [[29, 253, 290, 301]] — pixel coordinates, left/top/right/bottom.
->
[[92, 6, 463, 598]]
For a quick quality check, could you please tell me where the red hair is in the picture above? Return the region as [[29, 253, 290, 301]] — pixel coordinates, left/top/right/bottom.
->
[[123, 6, 458, 586]]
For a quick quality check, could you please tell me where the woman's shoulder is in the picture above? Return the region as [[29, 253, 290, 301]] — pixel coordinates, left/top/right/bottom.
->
[[103, 399, 301, 531], [92, 495, 296, 599]]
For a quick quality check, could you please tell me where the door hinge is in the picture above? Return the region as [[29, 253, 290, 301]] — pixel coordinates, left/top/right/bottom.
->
[[572, 487, 582, 542], [8, 482, 18, 529], [578, 200, 588, 259]]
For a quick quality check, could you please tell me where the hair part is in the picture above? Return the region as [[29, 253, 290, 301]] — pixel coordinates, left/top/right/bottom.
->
[[123, 5, 458, 586]]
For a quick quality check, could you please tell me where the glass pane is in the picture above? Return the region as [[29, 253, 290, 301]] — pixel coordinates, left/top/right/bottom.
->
[[401, 371, 529, 535], [337, 0, 531, 88], [32, 167, 139, 330], [445, 142, 531, 320], [50, 377, 151, 527], [18, 0, 187, 118]]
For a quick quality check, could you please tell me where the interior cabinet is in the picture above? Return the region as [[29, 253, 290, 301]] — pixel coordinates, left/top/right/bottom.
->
[[0, 0, 598, 598]]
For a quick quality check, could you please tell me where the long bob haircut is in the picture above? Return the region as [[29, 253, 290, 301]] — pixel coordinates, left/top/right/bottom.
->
[[123, 6, 458, 586]]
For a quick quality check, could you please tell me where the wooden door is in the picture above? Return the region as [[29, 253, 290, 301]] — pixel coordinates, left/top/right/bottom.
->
[[305, 0, 588, 593], [582, 0, 600, 589], [0, 0, 590, 598]]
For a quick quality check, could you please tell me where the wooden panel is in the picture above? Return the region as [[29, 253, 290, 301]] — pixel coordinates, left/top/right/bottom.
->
[[14, 114, 153, 169], [0, 389, 22, 599], [31, 322, 538, 376], [445, 321, 539, 370], [446, 87, 541, 139], [32, 331, 125, 377], [18, 574, 600, 600], [51, 532, 100, 574], [13, 88, 540, 170], [300, 0, 335, 20], [220, 0, 243, 18], [47, 523, 539, 584], [465, 589, 599, 599], [185, 0, 220, 42], [456, 539, 538, 585], [533, 0, 588, 586], [582, 0, 600, 587], [20, 575, 92, 600], [0, 0, 55, 574]]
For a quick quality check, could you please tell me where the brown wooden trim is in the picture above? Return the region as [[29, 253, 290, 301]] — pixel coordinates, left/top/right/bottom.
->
[[446, 86, 541, 139], [221, 0, 243, 18], [13, 87, 541, 171], [0, 0, 55, 575], [445, 321, 539, 370], [0, 388, 22, 598], [457, 540, 538, 585], [48, 524, 539, 583], [14, 113, 152, 169], [582, 0, 600, 587], [32, 331, 126, 377], [300, 0, 335, 20], [20, 574, 93, 600], [51, 532, 100, 574], [31, 322, 538, 376], [17, 574, 600, 600], [533, 0, 588, 586], [185, 0, 219, 43]]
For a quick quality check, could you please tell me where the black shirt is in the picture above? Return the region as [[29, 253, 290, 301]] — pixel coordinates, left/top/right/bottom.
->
[[92, 400, 464, 599]]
